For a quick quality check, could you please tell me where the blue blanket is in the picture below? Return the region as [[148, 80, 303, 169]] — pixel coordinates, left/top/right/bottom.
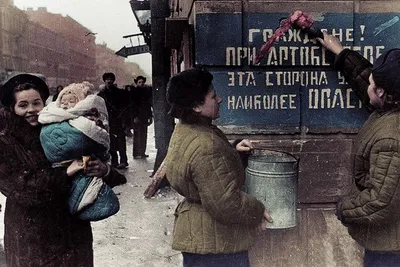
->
[[40, 121, 119, 221], [68, 173, 120, 221], [40, 121, 107, 163]]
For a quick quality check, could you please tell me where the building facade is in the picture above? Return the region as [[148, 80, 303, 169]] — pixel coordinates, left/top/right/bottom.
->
[[0, 2, 29, 75], [0, 5, 96, 89], [24, 20, 70, 87], [0, 5, 147, 91], [25, 7, 96, 86]]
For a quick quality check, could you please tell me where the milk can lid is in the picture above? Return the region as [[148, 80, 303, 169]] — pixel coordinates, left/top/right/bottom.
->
[[250, 149, 297, 163]]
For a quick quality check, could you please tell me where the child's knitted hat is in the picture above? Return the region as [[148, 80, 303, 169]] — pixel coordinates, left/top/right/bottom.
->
[[56, 81, 95, 107]]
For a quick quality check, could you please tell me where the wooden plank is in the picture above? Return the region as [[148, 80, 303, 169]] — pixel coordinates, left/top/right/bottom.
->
[[297, 139, 353, 203], [306, 207, 363, 267], [249, 206, 363, 267], [247, 1, 354, 13], [250, 214, 306, 267], [359, 1, 400, 13], [178, 0, 196, 17], [194, 1, 243, 14], [248, 138, 354, 203], [143, 160, 167, 198]]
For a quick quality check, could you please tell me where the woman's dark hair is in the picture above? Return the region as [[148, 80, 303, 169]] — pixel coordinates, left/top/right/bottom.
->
[[166, 68, 213, 123], [134, 76, 146, 84], [0, 74, 49, 109], [102, 72, 115, 81], [10, 83, 47, 109]]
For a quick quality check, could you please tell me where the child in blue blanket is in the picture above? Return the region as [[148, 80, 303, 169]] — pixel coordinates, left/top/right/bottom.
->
[[39, 82, 119, 220]]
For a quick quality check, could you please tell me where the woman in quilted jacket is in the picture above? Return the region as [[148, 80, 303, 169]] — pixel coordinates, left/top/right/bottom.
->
[[0, 74, 125, 267], [317, 32, 400, 267], [164, 68, 273, 267]]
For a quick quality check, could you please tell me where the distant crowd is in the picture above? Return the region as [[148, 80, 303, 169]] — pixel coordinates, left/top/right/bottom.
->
[[52, 72, 153, 169]]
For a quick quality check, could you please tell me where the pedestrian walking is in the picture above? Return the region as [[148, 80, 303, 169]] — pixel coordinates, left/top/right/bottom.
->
[[164, 68, 273, 267], [132, 76, 152, 159], [123, 85, 134, 137], [317, 32, 400, 267], [98, 72, 129, 169]]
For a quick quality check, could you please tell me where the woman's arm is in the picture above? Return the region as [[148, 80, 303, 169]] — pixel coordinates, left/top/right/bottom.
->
[[230, 139, 254, 169], [0, 148, 70, 208], [84, 156, 127, 187], [338, 138, 400, 225], [317, 32, 374, 112]]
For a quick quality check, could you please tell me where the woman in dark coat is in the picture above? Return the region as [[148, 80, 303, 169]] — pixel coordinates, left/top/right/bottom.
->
[[0, 74, 126, 267]]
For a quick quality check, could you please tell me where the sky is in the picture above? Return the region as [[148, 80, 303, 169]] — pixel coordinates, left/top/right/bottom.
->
[[13, 0, 152, 76]]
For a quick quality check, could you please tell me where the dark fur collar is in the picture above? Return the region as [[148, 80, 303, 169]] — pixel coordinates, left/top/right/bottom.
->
[[0, 108, 42, 150]]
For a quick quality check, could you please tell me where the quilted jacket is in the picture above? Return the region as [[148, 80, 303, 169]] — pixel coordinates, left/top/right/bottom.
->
[[165, 122, 265, 254], [335, 49, 400, 251]]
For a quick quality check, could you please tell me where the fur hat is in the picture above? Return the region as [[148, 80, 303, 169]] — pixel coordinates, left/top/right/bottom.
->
[[56, 82, 94, 107], [0, 73, 49, 107], [134, 76, 146, 84], [372, 49, 400, 100], [166, 68, 213, 119]]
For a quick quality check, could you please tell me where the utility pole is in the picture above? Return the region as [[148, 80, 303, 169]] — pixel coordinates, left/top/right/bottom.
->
[[150, 0, 174, 179]]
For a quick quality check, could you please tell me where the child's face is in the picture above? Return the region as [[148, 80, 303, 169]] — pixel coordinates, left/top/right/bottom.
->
[[60, 94, 78, 109]]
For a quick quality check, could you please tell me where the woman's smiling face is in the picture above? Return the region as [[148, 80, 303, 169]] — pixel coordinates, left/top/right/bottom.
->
[[13, 89, 44, 126]]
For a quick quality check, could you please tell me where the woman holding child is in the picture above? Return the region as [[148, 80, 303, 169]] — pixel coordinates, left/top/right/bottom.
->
[[0, 74, 125, 267]]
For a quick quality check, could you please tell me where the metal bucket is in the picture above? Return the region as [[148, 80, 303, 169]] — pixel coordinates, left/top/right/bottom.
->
[[245, 149, 298, 229]]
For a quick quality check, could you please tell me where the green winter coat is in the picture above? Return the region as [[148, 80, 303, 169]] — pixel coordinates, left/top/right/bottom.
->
[[336, 49, 400, 251], [165, 122, 265, 254]]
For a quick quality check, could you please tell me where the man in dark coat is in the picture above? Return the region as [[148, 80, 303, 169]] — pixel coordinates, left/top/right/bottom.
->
[[98, 72, 129, 169], [132, 76, 152, 159]]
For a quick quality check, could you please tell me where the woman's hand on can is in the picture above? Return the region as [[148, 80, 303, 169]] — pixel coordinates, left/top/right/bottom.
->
[[236, 139, 254, 152], [258, 209, 273, 231]]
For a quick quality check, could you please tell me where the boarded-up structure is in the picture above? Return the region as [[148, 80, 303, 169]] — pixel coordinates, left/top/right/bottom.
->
[[164, 1, 400, 266]]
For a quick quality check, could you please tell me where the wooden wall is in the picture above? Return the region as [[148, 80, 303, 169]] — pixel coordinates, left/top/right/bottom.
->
[[169, 1, 400, 266]]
